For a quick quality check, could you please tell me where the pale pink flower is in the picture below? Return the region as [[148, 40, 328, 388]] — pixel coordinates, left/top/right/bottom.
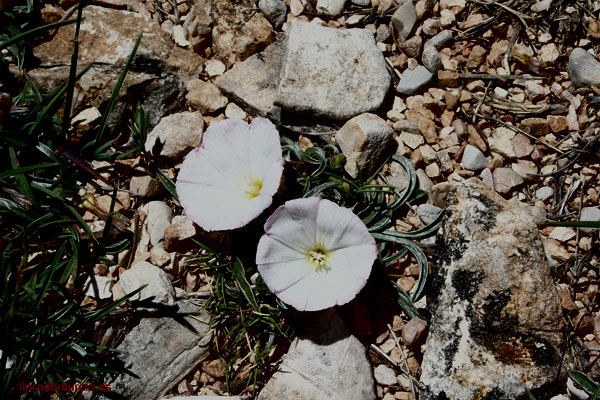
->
[[176, 118, 283, 231], [256, 197, 377, 311]]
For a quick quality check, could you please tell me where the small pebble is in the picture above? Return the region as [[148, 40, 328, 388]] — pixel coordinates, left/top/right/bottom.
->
[[535, 186, 554, 201], [374, 364, 397, 386], [402, 317, 428, 347], [461, 144, 487, 171]]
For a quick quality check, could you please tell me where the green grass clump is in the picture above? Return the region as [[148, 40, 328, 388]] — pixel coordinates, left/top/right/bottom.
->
[[0, 3, 144, 397]]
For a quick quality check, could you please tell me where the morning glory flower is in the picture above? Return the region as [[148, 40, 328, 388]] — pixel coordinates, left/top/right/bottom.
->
[[176, 118, 283, 231], [256, 197, 377, 311]]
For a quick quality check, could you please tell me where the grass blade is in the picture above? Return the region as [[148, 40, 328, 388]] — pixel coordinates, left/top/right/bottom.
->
[[95, 32, 143, 143], [232, 259, 260, 312], [0, 19, 79, 51]]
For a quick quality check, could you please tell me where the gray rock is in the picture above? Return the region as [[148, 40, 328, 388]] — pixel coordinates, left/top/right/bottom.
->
[[186, 79, 228, 113], [183, 2, 212, 52], [119, 261, 176, 307], [101, 300, 211, 400], [479, 167, 494, 190], [376, 24, 391, 43], [386, 159, 409, 191], [428, 29, 453, 49], [396, 65, 433, 95], [422, 44, 442, 73], [420, 179, 565, 399], [569, 48, 600, 88], [417, 203, 442, 225], [259, 0, 287, 28], [492, 167, 524, 193], [580, 207, 600, 233], [144, 112, 204, 162], [351, 0, 371, 4], [210, 0, 275, 67], [316, 0, 347, 16], [461, 144, 487, 171], [258, 310, 375, 400], [275, 20, 390, 120], [535, 186, 554, 201], [130, 175, 163, 197], [416, 169, 434, 193], [336, 113, 395, 178], [215, 37, 286, 121], [141, 201, 173, 246], [166, 397, 248, 400], [374, 365, 397, 386], [391, 0, 417, 42], [29, 6, 200, 133]]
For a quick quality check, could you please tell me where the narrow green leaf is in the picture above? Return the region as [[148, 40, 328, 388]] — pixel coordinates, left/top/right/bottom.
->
[[0, 19, 79, 51], [232, 259, 260, 312], [9, 147, 36, 205], [96, 32, 143, 143], [525, 389, 537, 400], [568, 370, 599, 394], [0, 163, 57, 180], [395, 287, 423, 320], [372, 232, 429, 301], [156, 168, 178, 199]]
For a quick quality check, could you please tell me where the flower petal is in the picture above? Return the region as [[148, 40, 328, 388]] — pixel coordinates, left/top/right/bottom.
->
[[258, 258, 314, 295], [256, 235, 307, 265], [176, 118, 283, 231], [262, 197, 321, 252], [315, 198, 377, 251]]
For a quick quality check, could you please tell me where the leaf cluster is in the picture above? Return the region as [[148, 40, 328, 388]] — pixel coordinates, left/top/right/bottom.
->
[[194, 244, 294, 397]]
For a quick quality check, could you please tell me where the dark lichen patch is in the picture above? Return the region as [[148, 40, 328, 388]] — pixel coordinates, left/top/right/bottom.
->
[[481, 289, 516, 326], [428, 231, 469, 310], [530, 337, 561, 367], [442, 335, 461, 373], [466, 193, 501, 232], [470, 288, 560, 368], [421, 388, 451, 400], [435, 231, 469, 266], [452, 269, 484, 301], [483, 387, 511, 400]]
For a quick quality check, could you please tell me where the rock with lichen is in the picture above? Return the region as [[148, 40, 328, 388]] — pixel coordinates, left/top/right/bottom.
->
[[420, 178, 566, 400]]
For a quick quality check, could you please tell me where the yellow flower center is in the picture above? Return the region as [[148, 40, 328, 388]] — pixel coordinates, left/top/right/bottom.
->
[[308, 248, 330, 271], [243, 176, 264, 199]]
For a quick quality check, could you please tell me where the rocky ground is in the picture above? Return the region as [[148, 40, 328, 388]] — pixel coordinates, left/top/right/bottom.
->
[[4, 0, 600, 398]]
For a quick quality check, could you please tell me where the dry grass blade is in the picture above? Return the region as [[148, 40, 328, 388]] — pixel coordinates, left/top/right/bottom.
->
[[472, 110, 565, 154], [471, 92, 568, 115]]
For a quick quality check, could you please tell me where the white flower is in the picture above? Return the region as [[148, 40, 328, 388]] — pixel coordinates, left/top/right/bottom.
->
[[256, 197, 377, 311], [176, 118, 283, 231]]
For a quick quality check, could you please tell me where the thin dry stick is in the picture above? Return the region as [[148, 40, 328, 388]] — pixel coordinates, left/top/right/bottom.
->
[[503, 23, 521, 74], [473, 81, 492, 124], [469, 0, 531, 32], [459, 73, 545, 81], [388, 323, 419, 399], [369, 343, 420, 388], [473, 111, 565, 154]]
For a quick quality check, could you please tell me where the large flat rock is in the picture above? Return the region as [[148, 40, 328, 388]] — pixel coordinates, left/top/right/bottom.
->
[[215, 37, 286, 121], [100, 300, 211, 400], [26, 6, 201, 128], [258, 310, 375, 400], [420, 179, 566, 399], [275, 20, 390, 120]]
